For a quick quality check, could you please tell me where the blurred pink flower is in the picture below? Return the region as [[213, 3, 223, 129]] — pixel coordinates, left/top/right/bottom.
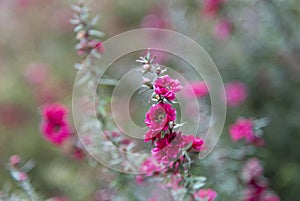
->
[[242, 158, 264, 183], [184, 81, 209, 98], [24, 63, 48, 84], [229, 118, 255, 142], [72, 147, 85, 160], [154, 75, 182, 101], [225, 81, 248, 107], [145, 103, 176, 142], [262, 193, 281, 201], [40, 103, 71, 145], [14, 171, 28, 182], [135, 175, 144, 184], [140, 157, 162, 176], [194, 188, 217, 201], [9, 155, 21, 166], [165, 173, 182, 190], [202, 0, 223, 18], [151, 132, 182, 164], [192, 138, 204, 151], [0, 103, 29, 128], [213, 19, 232, 41], [141, 14, 169, 29]]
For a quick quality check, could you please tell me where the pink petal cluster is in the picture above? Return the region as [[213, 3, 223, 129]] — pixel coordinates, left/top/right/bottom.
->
[[151, 133, 204, 165], [194, 188, 217, 201], [9, 155, 21, 166], [225, 81, 248, 107], [184, 81, 209, 98], [229, 118, 264, 146], [229, 118, 255, 142], [181, 135, 204, 151], [40, 103, 71, 145], [261, 193, 281, 201], [24, 63, 48, 84], [144, 103, 176, 142], [154, 75, 182, 101], [141, 14, 169, 29], [202, 0, 223, 18], [242, 158, 264, 183], [242, 158, 281, 201], [140, 157, 162, 176], [213, 19, 232, 41]]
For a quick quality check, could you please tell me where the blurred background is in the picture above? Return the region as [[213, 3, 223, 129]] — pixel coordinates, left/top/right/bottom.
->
[[0, 0, 299, 200]]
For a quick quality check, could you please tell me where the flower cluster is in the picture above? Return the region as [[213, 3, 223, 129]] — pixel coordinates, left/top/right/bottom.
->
[[137, 51, 214, 200], [40, 103, 71, 145], [229, 118, 264, 146], [242, 158, 280, 201], [201, 0, 232, 41], [225, 81, 248, 107]]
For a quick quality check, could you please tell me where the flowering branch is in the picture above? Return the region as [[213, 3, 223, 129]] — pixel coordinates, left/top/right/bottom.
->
[[137, 50, 217, 201]]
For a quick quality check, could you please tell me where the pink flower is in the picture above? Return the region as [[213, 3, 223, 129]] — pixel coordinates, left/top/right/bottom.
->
[[72, 147, 85, 160], [184, 81, 209, 98], [181, 135, 204, 151], [88, 40, 104, 53], [229, 118, 255, 142], [154, 75, 182, 101], [225, 81, 248, 107], [141, 14, 169, 29], [40, 103, 71, 145], [135, 175, 144, 184], [192, 138, 204, 151], [140, 157, 162, 176], [16, 171, 28, 182], [194, 189, 217, 201], [213, 19, 232, 41], [24, 63, 48, 84], [262, 193, 281, 201], [165, 173, 183, 190], [144, 103, 176, 142], [9, 155, 21, 166], [151, 132, 184, 164], [202, 0, 223, 18], [242, 158, 264, 183]]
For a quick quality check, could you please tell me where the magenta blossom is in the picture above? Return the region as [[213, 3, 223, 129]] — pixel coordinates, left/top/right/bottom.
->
[[154, 75, 182, 101], [194, 188, 217, 201], [262, 193, 281, 201], [229, 118, 255, 142], [181, 135, 204, 151], [144, 103, 176, 142], [202, 0, 223, 18], [151, 133, 203, 164], [242, 158, 264, 183], [225, 81, 248, 107], [184, 81, 209, 98], [140, 157, 162, 176], [9, 155, 21, 166], [213, 19, 232, 41], [40, 103, 71, 145]]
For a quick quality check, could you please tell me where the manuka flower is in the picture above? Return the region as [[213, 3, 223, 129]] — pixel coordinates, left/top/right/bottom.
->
[[144, 103, 176, 142], [184, 81, 209, 98], [229, 118, 255, 142], [194, 189, 217, 201], [225, 81, 248, 107], [40, 103, 71, 145], [154, 75, 182, 101]]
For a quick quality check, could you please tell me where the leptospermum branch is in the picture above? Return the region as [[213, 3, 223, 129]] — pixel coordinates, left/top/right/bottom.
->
[[137, 51, 217, 201]]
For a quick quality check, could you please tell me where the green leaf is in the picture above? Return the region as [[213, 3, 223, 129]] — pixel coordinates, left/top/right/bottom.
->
[[88, 30, 105, 38]]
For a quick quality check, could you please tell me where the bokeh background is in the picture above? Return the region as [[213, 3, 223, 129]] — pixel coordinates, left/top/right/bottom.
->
[[0, 0, 299, 200]]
